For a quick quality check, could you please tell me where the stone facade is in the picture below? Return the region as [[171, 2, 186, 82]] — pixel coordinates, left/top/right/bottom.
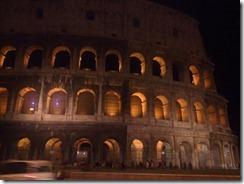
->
[[0, 0, 239, 169]]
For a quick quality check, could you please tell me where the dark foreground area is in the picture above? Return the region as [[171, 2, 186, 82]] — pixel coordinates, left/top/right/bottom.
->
[[62, 169, 240, 181]]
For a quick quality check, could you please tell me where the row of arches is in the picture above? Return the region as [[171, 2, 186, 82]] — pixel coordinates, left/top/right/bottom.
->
[[0, 87, 228, 126], [12, 137, 239, 169], [0, 46, 213, 89]]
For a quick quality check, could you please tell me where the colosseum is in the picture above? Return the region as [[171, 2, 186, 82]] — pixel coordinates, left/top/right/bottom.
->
[[0, 0, 240, 170]]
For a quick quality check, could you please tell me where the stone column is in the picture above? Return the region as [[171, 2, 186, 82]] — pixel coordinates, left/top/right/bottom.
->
[[66, 83, 73, 121], [97, 82, 103, 120], [173, 136, 180, 168], [221, 141, 226, 169], [148, 92, 154, 125], [37, 76, 44, 118], [15, 47, 24, 70], [62, 139, 71, 164], [6, 88, 16, 118], [193, 144, 199, 169]]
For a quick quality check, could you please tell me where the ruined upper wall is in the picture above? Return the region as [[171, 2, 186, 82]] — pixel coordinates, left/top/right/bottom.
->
[[0, 0, 207, 63]]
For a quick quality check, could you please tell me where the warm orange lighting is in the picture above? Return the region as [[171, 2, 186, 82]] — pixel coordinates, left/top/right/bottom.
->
[[203, 71, 212, 89], [0, 87, 8, 115], [207, 105, 217, 126], [176, 98, 188, 122], [130, 52, 146, 74], [130, 92, 146, 118], [193, 102, 205, 124], [76, 89, 95, 115], [189, 65, 200, 86], [45, 138, 62, 160], [104, 91, 120, 117], [219, 108, 227, 127], [0, 46, 16, 68], [131, 139, 143, 164], [153, 56, 166, 77], [154, 96, 169, 120]]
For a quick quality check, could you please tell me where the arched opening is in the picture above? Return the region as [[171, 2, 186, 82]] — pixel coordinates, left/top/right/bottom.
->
[[105, 50, 122, 72], [104, 91, 121, 117], [207, 105, 217, 126], [152, 56, 166, 77], [45, 138, 62, 162], [189, 65, 200, 86], [130, 92, 147, 118], [154, 96, 169, 120], [179, 142, 192, 169], [197, 143, 209, 169], [212, 144, 222, 169], [0, 88, 8, 115], [223, 144, 232, 169], [203, 71, 212, 89], [219, 108, 227, 127], [0, 46, 16, 69], [131, 139, 143, 165], [73, 138, 92, 164], [80, 48, 96, 71], [176, 98, 188, 122], [47, 88, 67, 115], [103, 139, 121, 166], [76, 89, 95, 115], [193, 102, 205, 124], [156, 141, 172, 167], [17, 138, 31, 160], [129, 52, 145, 75], [52, 46, 70, 69], [172, 64, 181, 81], [15, 87, 38, 114], [24, 46, 43, 69]]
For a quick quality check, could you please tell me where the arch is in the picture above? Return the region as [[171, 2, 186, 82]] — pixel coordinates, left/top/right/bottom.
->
[[103, 139, 121, 165], [179, 141, 192, 169], [0, 46, 16, 69], [219, 108, 227, 127], [207, 105, 217, 126], [203, 70, 212, 89], [105, 49, 122, 72], [212, 143, 222, 169], [176, 98, 188, 122], [52, 46, 71, 69], [104, 91, 121, 116], [189, 65, 200, 86], [129, 52, 145, 75], [15, 87, 38, 114], [156, 140, 172, 167], [193, 101, 205, 124], [131, 139, 144, 165], [45, 138, 62, 161], [47, 88, 67, 115], [17, 138, 31, 160], [73, 138, 92, 164], [76, 89, 96, 115], [196, 143, 209, 169], [24, 46, 43, 68], [130, 92, 147, 118], [79, 47, 97, 71], [154, 96, 169, 120], [152, 56, 166, 77], [0, 87, 8, 115]]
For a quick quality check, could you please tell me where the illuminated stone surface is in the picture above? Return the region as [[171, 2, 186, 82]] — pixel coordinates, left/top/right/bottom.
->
[[0, 0, 239, 170]]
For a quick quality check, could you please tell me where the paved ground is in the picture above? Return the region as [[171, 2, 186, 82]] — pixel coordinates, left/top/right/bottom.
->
[[63, 170, 241, 181]]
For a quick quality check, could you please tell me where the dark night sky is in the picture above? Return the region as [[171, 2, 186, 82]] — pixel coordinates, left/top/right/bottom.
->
[[152, 0, 240, 136]]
